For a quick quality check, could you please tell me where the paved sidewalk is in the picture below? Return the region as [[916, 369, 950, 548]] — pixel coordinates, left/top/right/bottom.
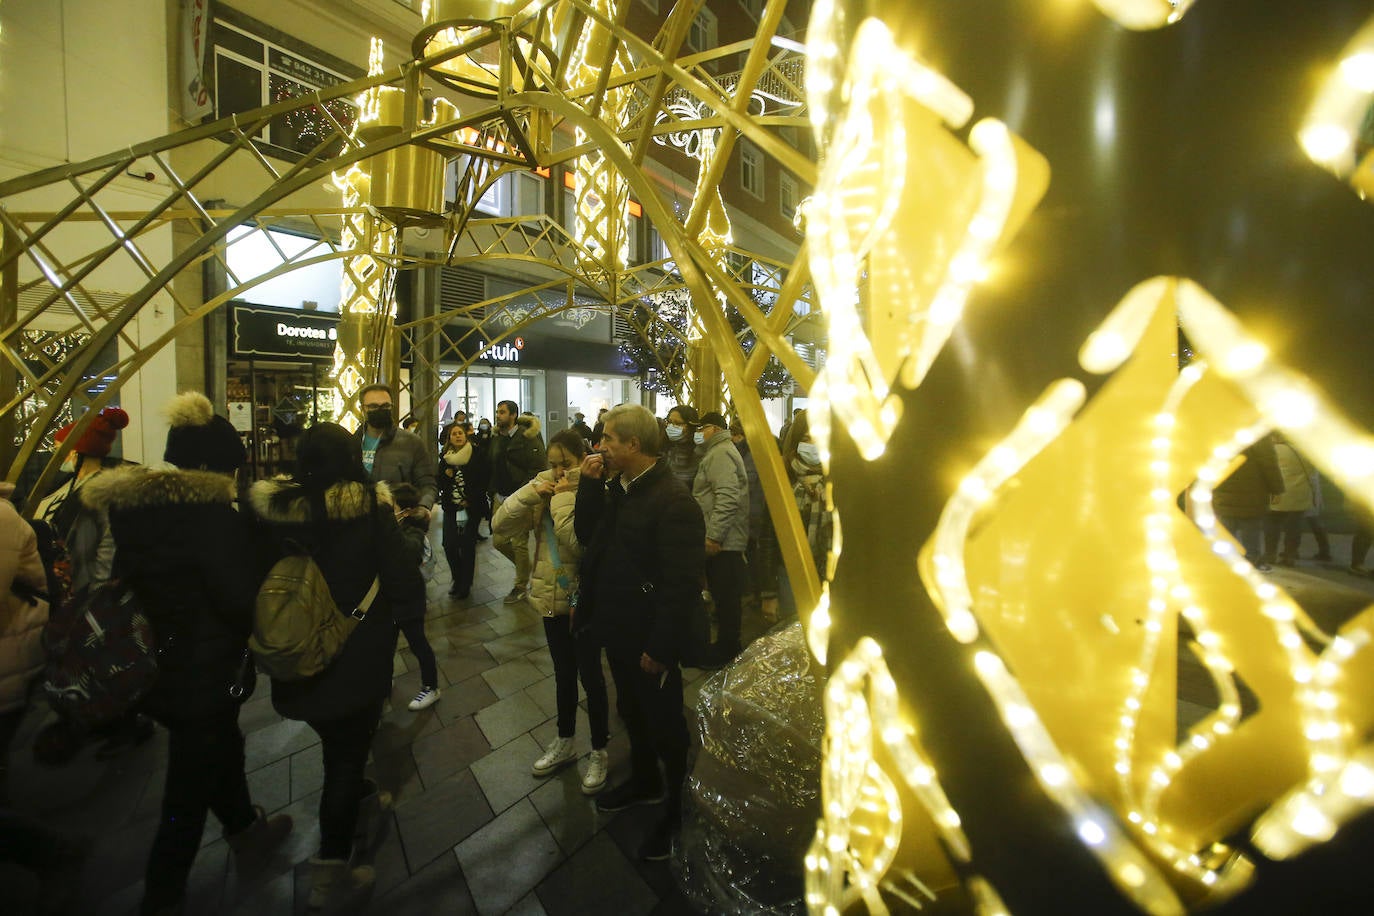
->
[[3, 525, 724, 915]]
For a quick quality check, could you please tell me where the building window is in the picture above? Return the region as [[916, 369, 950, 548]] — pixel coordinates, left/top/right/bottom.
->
[[740, 0, 763, 20], [211, 18, 357, 158], [639, 0, 658, 11], [779, 172, 798, 221], [467, 170, 545, 217], [740, 142, 765, 199], [687, 8, 717, 52]]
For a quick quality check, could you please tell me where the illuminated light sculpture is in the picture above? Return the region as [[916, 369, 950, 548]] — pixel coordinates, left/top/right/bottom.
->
[[1301, 15, 1374, 201], [332, 39, 460, 428], [806, 0, 1374, 913]]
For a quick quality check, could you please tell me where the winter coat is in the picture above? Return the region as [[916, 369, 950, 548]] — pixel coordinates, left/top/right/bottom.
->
[[489, 415, 548, 497], [791, 459, 834, 574], [437, 445, 487, 521], [1213, 437, 1284, 519], [663, 437, 699, 491], [492, 469, 581, 617], [735, 438, 768, 542], [1271, 442, 1315, 513], [81, 466, 261, 723], [355, 425, 437, 510], [575, 459, 705, 665], [248, 479, 422, 723], [35, 472, 115, 595], [0, 493, 48, 714], [692, 430, 750, 553]]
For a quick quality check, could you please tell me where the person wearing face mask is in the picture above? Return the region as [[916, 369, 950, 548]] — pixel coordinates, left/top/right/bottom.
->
[[354, 385, 436, 526], [690, 411, 750, 667], [662, 404, 700, 490], [777, 411, 833, 619]]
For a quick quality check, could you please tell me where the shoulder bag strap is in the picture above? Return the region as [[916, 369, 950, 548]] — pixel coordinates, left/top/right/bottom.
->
[[543, 509, 572, 592], [351, 487, 382, 619]]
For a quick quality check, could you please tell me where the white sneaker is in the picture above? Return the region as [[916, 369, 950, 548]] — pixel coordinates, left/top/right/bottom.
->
[[503, 587, 527, 605], [531, 736, 577, 776], [408, 686, 441, 711], [581, 749, 609, 795]]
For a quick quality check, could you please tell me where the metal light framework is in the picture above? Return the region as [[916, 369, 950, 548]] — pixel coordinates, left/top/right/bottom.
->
[[0, 0, 823, 629]]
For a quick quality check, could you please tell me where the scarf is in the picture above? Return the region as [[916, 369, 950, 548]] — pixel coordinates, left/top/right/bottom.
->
[[444, 442, 473, 467]]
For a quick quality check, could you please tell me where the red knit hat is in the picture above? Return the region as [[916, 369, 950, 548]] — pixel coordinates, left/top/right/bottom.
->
[[54, 406, 130, 458]]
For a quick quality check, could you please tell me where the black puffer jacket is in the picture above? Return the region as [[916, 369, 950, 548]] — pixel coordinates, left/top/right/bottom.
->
[[81, 466, 259, 723], [574, 459, 705, 665], [248, 479, 423, 723]]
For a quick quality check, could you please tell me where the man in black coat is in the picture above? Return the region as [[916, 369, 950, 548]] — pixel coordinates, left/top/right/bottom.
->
[[574, 403, 705, 862], [488, 400, 547, 603]]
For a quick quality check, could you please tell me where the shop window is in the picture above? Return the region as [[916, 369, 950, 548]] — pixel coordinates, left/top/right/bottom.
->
[[779, 172, 799, 221], [210, 17, 358, 158], [688, 8, 717, 52], [740, 142, 765, 199]]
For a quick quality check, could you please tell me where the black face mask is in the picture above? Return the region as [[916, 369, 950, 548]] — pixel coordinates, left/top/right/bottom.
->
[[366, 406, 393, 429]]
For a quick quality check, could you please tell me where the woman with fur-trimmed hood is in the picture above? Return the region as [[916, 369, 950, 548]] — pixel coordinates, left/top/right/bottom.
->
[[248, 421, 425, 913], [82, 392, 291, 916]]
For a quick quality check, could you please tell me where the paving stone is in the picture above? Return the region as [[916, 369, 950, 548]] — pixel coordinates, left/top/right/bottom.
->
[[244, 718, 319, 773], [372, 697, 445, 758], [474, 690, 548, 748], [536, 833, 657, 916], [289, 747, 325, 802], [247, 756, 292, 814], [225, 866, 295, 916], [523, 676, 561, 720], [483, 624, 547, 662], [437, 643, 500, 683], [454, 799, 562, 916], [433, 674, 501, 726], [369, 820, 411, 897], [410, 715, 491, 787], [394, 769, 493, 872], [470, 733, 544, 814], [486, 607, 544, 637], [509, 890, 549, 915], [526, 646, 557, 677], [372, 850, 478, 915], [372, 747, 425, 802], [481, 657, 546, 698], [529, 770, 607, 856]]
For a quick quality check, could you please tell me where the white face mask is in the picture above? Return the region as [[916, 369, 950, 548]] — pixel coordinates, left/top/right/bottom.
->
[[693, 430, 706, 446], [60, 453, 78, 474], [665, 423, 685, 441], [796, 442, 821, 465]]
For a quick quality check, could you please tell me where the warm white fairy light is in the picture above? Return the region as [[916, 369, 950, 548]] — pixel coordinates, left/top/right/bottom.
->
[[1300, 16, 1374, 179], [1090, 0, 1198, 30], [926, 379, 1086, 644], [808, 638, 972, 915]]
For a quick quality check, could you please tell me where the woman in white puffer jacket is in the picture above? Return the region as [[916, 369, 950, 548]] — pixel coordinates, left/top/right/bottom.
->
[[491, 429, 610, 795]]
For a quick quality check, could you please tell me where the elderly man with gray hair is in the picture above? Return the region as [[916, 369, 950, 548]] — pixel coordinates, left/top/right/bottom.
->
[[573, 403, 705, 863]]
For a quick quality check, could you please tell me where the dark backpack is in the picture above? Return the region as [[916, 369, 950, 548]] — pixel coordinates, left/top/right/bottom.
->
[[42, 579, 158, 727]]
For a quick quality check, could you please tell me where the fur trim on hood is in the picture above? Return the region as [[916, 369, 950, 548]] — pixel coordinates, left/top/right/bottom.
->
[[248, 478, 393, 524], [79, 465, 236, 512], [516, 414, 542, 439]]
